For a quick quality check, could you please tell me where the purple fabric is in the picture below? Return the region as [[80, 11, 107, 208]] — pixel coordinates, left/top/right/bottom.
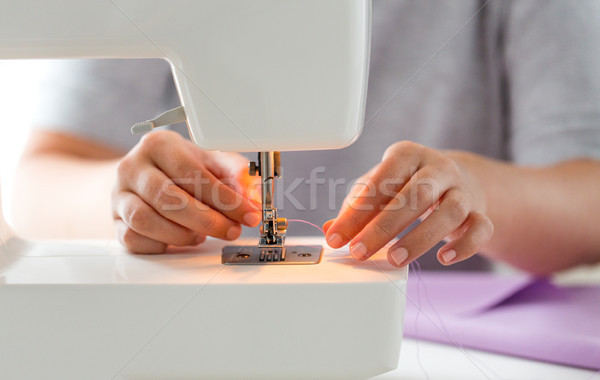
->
[[403, 271, 600, 370]]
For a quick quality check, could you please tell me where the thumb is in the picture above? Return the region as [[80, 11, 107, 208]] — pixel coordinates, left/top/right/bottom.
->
[[238, 168, 262, 205], [323, 219, 335, 234], [205, 151, 261, 204]]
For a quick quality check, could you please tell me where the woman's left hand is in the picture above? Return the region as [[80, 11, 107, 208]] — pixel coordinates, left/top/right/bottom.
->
[[323, 141, 494, 267]]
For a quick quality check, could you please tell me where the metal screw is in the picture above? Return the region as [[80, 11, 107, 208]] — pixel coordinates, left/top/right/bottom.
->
[[248, 161, 259, 176]]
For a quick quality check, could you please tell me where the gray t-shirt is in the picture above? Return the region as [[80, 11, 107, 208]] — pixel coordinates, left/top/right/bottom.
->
[[30, 0, 600, 269]]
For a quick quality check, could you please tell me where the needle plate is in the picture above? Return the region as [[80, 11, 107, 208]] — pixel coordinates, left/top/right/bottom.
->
[[222, 245, 323, 265]]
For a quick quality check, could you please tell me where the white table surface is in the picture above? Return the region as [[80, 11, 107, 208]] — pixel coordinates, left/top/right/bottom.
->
[[372, 339, 598, 380]]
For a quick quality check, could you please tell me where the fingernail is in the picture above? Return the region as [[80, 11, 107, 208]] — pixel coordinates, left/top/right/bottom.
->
[[243, 212, 261, 227], [390, 247, 409, 266], [326, 233, 343, 248], [349, 241, 367, 260], [441, 249, 457, 264], [195, 235, 206, 245], [226, 225, 241, 240]]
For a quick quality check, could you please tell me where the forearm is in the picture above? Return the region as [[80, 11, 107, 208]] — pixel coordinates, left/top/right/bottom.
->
[[11, 153, 119, 239], [450, 151, 600, 274]]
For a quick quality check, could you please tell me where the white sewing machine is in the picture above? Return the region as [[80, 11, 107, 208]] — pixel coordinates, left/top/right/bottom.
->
[[0, 1, 407, 379]]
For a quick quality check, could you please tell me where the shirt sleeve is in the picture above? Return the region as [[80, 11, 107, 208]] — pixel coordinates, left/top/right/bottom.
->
[[30, 59, 182, 153], [504, 0, 600, 166]]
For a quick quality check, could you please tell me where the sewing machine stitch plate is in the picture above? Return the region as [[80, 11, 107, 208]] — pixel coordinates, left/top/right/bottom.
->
[[222, 245, 323, 265]]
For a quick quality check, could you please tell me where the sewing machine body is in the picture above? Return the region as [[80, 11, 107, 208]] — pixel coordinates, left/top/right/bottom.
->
[[1, 0, 370, 152], [0, 236, 407, 379]]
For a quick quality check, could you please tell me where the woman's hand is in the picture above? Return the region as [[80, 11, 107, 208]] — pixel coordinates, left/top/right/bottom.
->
[[324, 141, 494, 267], [112, 130, 261, 253]]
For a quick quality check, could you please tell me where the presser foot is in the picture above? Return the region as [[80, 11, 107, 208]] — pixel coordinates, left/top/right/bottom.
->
[[258, 234, 284, 248], [221, 245, 323, 265]]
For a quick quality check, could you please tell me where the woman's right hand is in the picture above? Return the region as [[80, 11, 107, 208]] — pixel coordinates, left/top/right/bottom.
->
[[111, 130, 261, 253]]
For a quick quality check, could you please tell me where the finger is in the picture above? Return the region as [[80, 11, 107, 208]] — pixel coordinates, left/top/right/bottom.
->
[[337, 164, 380, 216], [326, 143, 430, 248], [419, 199, 441, 221], [345, 166, 456, 261], [437, 212, 494, 266], [165, 164, 260, 228], [138, 131, 261, 227], [325, 160, 416, 248], [114, 190, 202, 247], [115, 219, 167, 254], [385, 188, 470, 266], [323, 219, 334, 234], [119, 165, 242, 240], [324, 176, 372, 247], [205, 150, 261, 203], [182, 169, 261, 227]]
